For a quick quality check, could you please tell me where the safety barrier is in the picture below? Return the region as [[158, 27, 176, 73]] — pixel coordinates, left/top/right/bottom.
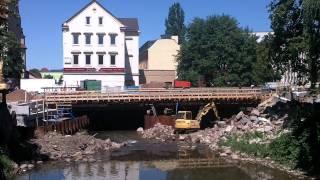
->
[[37, 115, 90, 135]]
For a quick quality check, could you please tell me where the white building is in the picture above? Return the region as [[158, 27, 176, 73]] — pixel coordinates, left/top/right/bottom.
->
[[62, 0, 139, 89]]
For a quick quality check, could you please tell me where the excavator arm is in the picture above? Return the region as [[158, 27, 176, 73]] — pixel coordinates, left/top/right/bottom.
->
[[195, 102, 220, 122]]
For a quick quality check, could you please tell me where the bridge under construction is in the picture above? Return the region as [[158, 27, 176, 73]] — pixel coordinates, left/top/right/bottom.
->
[[8, 87, 273, 131], [44, 88, 271, 106]]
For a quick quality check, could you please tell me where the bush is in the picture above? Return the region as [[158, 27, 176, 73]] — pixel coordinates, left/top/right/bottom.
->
[[220, 132, 269, 157], [221, 131, 316, 170], [269, 133, 301, 168], [0, 154, 14, 178]]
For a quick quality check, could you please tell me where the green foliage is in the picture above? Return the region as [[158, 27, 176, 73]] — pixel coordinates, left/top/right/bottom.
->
[[253, 35, 281, 84], [221, 132, 302, 168], [43, 74, 53, 79], [269, 0, 320, 88], [2, 32, 24, 78], [221, 103, 320, 173], [165, 3, 186, 44], [220, 132, 269, 157], [0, 154, 14, 178], [58, 75, 63, 85], [29, 68, 41, 78], [177, 15, 270, 86], [0, 0, 24, 79], [269, 133, 301, 168]]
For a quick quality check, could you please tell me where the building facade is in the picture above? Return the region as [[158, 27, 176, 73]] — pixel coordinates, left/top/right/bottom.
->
[[139, 36, 180, 85], [62, 1, 139, 89]]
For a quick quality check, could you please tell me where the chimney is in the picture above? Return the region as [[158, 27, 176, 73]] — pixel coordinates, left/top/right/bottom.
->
[[171, 36, 179, 43]]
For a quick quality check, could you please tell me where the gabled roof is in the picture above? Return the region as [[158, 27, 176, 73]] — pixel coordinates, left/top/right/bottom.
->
[[64, 0, 122, 25], [139, 40, 156, 53], [119, 18, 139, 31]]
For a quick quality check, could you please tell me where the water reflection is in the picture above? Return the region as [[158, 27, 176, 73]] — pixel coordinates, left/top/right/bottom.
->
[[16, 158, 296, 180], [15, 131, 298, 180]]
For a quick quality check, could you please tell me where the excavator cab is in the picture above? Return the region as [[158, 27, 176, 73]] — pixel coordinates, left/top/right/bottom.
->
[[174, 102, 220, 133], [175, 111, 200, 132]]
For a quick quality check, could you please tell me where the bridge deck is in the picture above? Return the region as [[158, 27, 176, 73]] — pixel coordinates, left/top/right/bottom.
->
[[45, 88, 271, 105]]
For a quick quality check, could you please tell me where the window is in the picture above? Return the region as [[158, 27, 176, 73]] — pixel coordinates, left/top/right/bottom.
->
[[99, 17, 103, 25], [98, 55, 104, 65], [85, 55, 91, 65], [110, 54, 116, 65], [85, 34, 91, 45], [86, 17, 90, 25], [73, 54, 79, 65], [73, 34, 79, 44], [110, 34, 116, 45], [98, 34, 104, 45]]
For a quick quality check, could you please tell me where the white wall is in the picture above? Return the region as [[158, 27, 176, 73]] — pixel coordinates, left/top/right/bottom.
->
[[62, 1, 140, 87], [20, 79, 56, 92], [125, 36, 139, 75], [63, 74, 125, 89], [63, 2, 125, 69]]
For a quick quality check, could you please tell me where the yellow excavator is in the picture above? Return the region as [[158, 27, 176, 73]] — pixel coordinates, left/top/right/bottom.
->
[[174, 102, 220, 133]]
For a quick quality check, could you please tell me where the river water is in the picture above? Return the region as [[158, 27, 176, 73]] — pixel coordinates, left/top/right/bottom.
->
[[15, 131, 298, 180]]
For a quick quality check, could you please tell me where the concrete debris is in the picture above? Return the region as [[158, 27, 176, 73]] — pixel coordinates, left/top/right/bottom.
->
[[250, 109, 260, 117], [236, 111, 244, 120], [139, 97, 288, 159], [139, 123, 175, 142], [189, 102, 287, 151], [136, 127, 144, 133], [32, 132, 122, 163]]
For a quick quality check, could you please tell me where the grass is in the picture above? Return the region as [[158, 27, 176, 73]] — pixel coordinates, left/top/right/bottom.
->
[[219, 131, 300, 168], [0, 154, 14, 179]]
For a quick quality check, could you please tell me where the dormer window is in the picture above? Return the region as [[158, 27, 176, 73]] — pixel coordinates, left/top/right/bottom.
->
[[86, 16, 91, 25]]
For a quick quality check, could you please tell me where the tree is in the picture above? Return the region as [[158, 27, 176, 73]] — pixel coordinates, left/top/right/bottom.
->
[[2, 32, 24, 78], [29, 68, 41, 78], [58, 75, 63, 85], [177, 15, 259, 87], [302, 0, 320, 89], [269, 0, 320, 88], [165, 3, 186, 44], [0, 0, 24, 79], [43, 74, 53, 79], [253, 34, 281, 84]]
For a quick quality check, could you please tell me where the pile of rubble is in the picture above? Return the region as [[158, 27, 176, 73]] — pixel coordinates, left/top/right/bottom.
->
[[138, 96, 288, 148], [32, 132, 122, 163], [190, 97, 288, 150], [137, 123, 175, 142], [138, 96, 289, 150]]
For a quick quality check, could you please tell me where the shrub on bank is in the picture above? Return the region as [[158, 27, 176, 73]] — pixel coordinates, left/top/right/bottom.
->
[[0, 153, 14, 178], [220, 131, 305, 169]]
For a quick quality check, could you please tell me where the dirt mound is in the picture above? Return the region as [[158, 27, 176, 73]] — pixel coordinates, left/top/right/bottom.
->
[[32, 132, 122, 162]]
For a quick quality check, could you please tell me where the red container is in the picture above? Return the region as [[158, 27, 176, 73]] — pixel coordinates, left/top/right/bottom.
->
[[174, 80, 191, 88]]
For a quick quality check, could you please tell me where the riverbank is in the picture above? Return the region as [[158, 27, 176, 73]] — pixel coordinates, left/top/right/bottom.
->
[[138, 96, 320, 179], [14, 131, 123, 174], [15, 130, 299, 180]]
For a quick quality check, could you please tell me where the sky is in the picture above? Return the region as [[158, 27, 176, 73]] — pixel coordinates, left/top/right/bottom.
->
[[20, 0, 272, 70]]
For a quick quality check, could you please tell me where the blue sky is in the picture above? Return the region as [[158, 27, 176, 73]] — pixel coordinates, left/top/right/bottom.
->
[[20, 0, 272, 70]]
